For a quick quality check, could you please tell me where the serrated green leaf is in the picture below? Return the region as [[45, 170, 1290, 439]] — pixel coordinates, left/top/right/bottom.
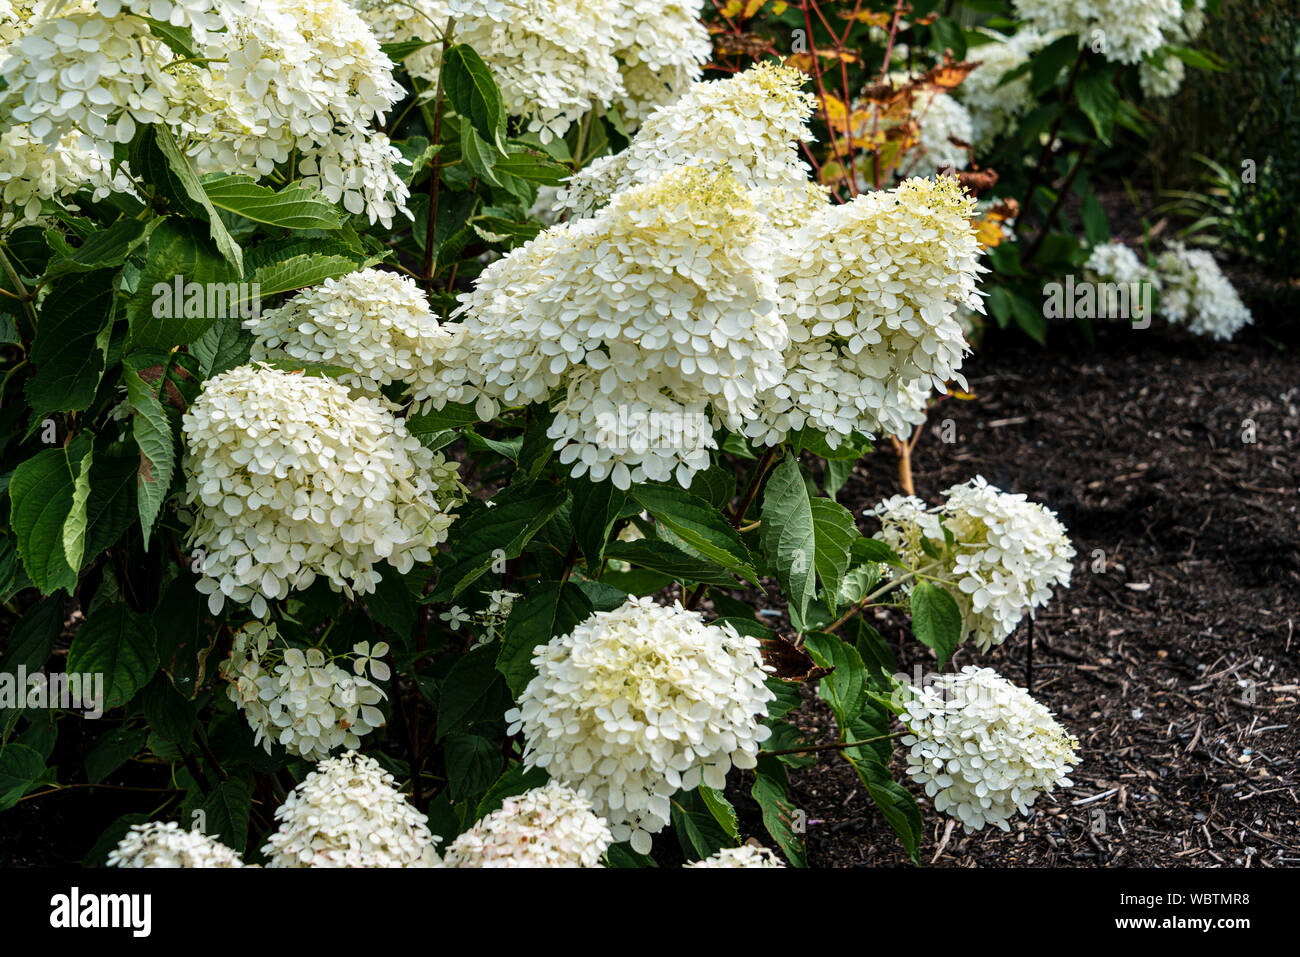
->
[[122, 362, 176, 543], [25, 268, 117, 417], [67, 602, 158, 711], [496, 581, 592, 696], [201, 174, 346, 230], [909, 582, 963, 666]]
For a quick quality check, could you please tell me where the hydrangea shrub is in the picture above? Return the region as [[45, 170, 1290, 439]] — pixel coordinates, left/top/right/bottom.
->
[[0, 0, 1107, 869]]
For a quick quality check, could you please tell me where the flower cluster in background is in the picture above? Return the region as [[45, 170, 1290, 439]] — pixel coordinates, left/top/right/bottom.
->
[[687, 844, 786, 868], [900, 666, 1080, 831]]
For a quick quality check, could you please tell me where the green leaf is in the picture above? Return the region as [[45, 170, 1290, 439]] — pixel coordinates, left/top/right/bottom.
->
[[804, 632, 867, 728], [1081, 191, 1109, 246], [130, 125, 242, 274], [930, 16, 967, 59], [671, 787, 736, 860], [752, 759, 806, 867], [83, 812, 151, 866], [493, 146, 572, 185], [699, 785, 740, 840], [436, 645, 511, 740], [0, 743, 45, 810], [85, 727, 147, 784], [84, 452, 138, 558], [61, 447, 93, 574], [125, 218, 245, 351], [122, 362, 177, 543], [570, 479, 626, 571], [851, 537, 901, 566], [496, 581, 592, 696], [476, 762, 549, 819], [406, 402, 482, 433], [760, 456, 815, 624], [190, 317, 253, 378], [602, 539, 738, 585], [909, 582, 963, 666], [248, 250, 382, 299], [443, 44, 507, 153], [809, 497, 858, 614], [1076, 68, 1121, 144], [201, 777, 252, 853], [43, 218, 152, 278], [1031, 34, 1081, 97], [67, 602, 159, 711], [444, 733, 503, 800], [0, 596, 63, 674], [142, 673, 195, 744], [433, 484, 567, 599], [25, 268, 117, 417], [631, 485, 756, 582], [9, 441, 92, 595], [365, 572, 417, 638], [201, 174, 346, 230]]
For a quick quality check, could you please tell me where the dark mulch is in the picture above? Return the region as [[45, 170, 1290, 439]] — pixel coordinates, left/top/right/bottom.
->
[[782, 322, 1300, 868]]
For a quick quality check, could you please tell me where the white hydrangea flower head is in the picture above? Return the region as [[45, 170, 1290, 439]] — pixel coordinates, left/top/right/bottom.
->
[[180, 363, 459, 617], [558, 61, 818, 220], [218, 621, 389, 760], [0, 0, 34, 45], [263, 751, 441, 867], [749, 176, 982, 449], [1083, 241, 1160, 320], [1, 0, 185, 146], [687, 844, 786, 868], [353, 0, 449, 85], [611, 1, 711, 124], [959, 29, 1055, 149], [433, 163, 789, 490], [107, 821, 245, 868], [1153, 241, 1252, 340], [505, 597, 776, 855], [1011, 0, 1185, 65], [1084, 241, 1154, 287], [248, 268, 457, 398], [297, 129, 412, 229], [870, 476, 1076, 652], [900, 666, 1080, 831], [442, 782, 614, 867], [0, 126, 124, 227], [1139, 52, 1186, 98], [907, 89, 974, 177]]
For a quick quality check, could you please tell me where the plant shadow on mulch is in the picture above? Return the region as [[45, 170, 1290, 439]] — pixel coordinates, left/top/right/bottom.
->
[[713, 318, 1300, 869]]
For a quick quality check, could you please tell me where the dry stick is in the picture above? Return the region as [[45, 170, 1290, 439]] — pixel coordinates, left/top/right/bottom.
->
[[683, 445, 780, 612], [930, 818, 957, 863], [0, 243, 36, 353], [800, 0, 854, 197], [1025, 615, 1035, 694]]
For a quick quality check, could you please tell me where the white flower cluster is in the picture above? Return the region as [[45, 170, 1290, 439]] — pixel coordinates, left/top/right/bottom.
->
[[0, 126, 122, 227], [219, 621, 389, 760], [900, 666, 1080, 831], [871, 476, 1075, 652], [107, 821, 245, 868], [0, 0, 410, 227], [433, 163, 788, 490], [610, 0, 713, 125], [1012, 0, 1185, 65], [1083, 240, 1159, 320], [687, 844, 786, 868], [907, 89, 974, 177], [248, 268, 457, 399], [263, 751, 441, 867], [1084, 241, 1153, 286], [442, 782, 613, 867], [180, 364, 459, 617], [1140, 0, 1205, 98], [505, 597, 775, 855], [558, 61, 820, 223], [749, 176, 982, 449], [1154, 241, 1252, 341], [358, 0, 709, 142], [959, 29, 1054, 150]]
